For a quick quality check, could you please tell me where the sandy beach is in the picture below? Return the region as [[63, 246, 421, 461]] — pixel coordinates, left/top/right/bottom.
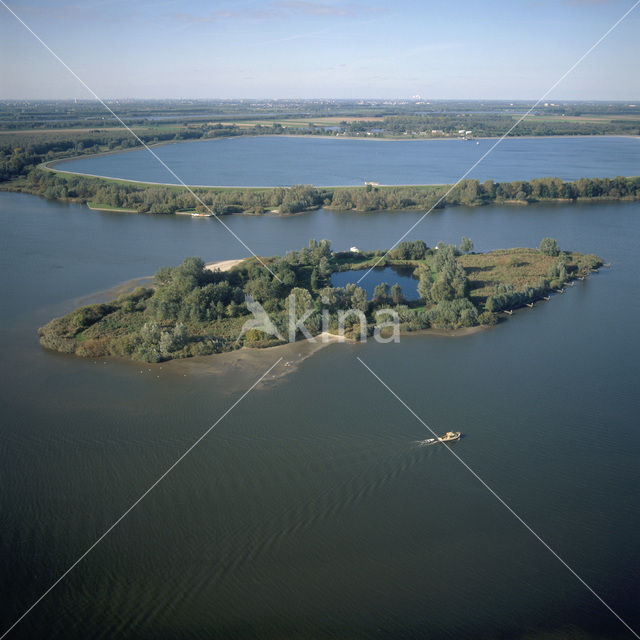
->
[[204, 258, 246, 272]]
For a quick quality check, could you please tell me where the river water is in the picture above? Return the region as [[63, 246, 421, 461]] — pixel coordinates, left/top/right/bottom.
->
[[52, 135, 640, 186], [0, 191, 639, 639]]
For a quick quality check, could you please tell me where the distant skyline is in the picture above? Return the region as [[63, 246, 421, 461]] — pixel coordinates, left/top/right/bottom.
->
[[1, 0, 639, 100]]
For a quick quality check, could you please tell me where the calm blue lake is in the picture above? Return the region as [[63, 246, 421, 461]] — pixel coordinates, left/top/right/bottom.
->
[[53, 135, 640, 186]]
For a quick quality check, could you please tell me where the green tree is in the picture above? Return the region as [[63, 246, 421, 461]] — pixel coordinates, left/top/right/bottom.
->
[[318, 256, 331, 279], [140, 321, 161, 345], [577, 253, 602, 272], [372, 282, 390, 306], [427, 299, 478, 329], [539, 237, 560, 257], [430, 260, 468, 303], [411, 240, 428, 260], [460, 236, 474, 253], [433, 244, 458, 271], [287, 287, 314, 315], [351, 286, 368, 313], [391, 283, 404, 305], [173, 323, 187, 349], [547, 258, 568, 288], [417, 271, 432, 301]]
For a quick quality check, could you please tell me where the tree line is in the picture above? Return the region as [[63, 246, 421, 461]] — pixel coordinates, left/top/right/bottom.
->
[[338, 114, 640, 138], [6, 165, 640, 215], [326, 176, 640, 211]]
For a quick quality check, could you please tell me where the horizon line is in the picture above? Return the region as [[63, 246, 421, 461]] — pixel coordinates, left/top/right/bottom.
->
[[2, 96, 640, 103]]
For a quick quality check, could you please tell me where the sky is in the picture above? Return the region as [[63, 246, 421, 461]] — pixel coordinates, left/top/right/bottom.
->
[[0, 0, 639, 100]]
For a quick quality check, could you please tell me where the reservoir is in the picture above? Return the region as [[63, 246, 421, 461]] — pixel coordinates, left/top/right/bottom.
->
[[1, 192, 639, 639], [51, 134, 640, 186]]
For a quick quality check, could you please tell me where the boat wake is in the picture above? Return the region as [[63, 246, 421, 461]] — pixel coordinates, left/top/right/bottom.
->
[[417, 438, 438, 446]]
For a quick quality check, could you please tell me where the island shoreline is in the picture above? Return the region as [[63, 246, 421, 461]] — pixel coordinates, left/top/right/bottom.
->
[[38, 243, 602, 365]]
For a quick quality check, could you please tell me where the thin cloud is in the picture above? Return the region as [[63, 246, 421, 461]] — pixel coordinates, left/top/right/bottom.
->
[[171, 1, 386, 23], [14, 1, 141, 23], [564, 0, 618, 5], [275, 1, 386, 16]]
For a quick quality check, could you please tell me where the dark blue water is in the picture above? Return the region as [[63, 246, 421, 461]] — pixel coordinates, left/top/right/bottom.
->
[[52, 135, 640, 186], [1, 192, 639, 639], [331, 266, 419, 300]]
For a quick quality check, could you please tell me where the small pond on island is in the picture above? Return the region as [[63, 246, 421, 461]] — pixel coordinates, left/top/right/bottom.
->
[[330, 265, 420, 300]]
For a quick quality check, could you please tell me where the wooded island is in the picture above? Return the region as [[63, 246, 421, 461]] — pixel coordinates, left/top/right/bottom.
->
[[39, 238, 603, 363]]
